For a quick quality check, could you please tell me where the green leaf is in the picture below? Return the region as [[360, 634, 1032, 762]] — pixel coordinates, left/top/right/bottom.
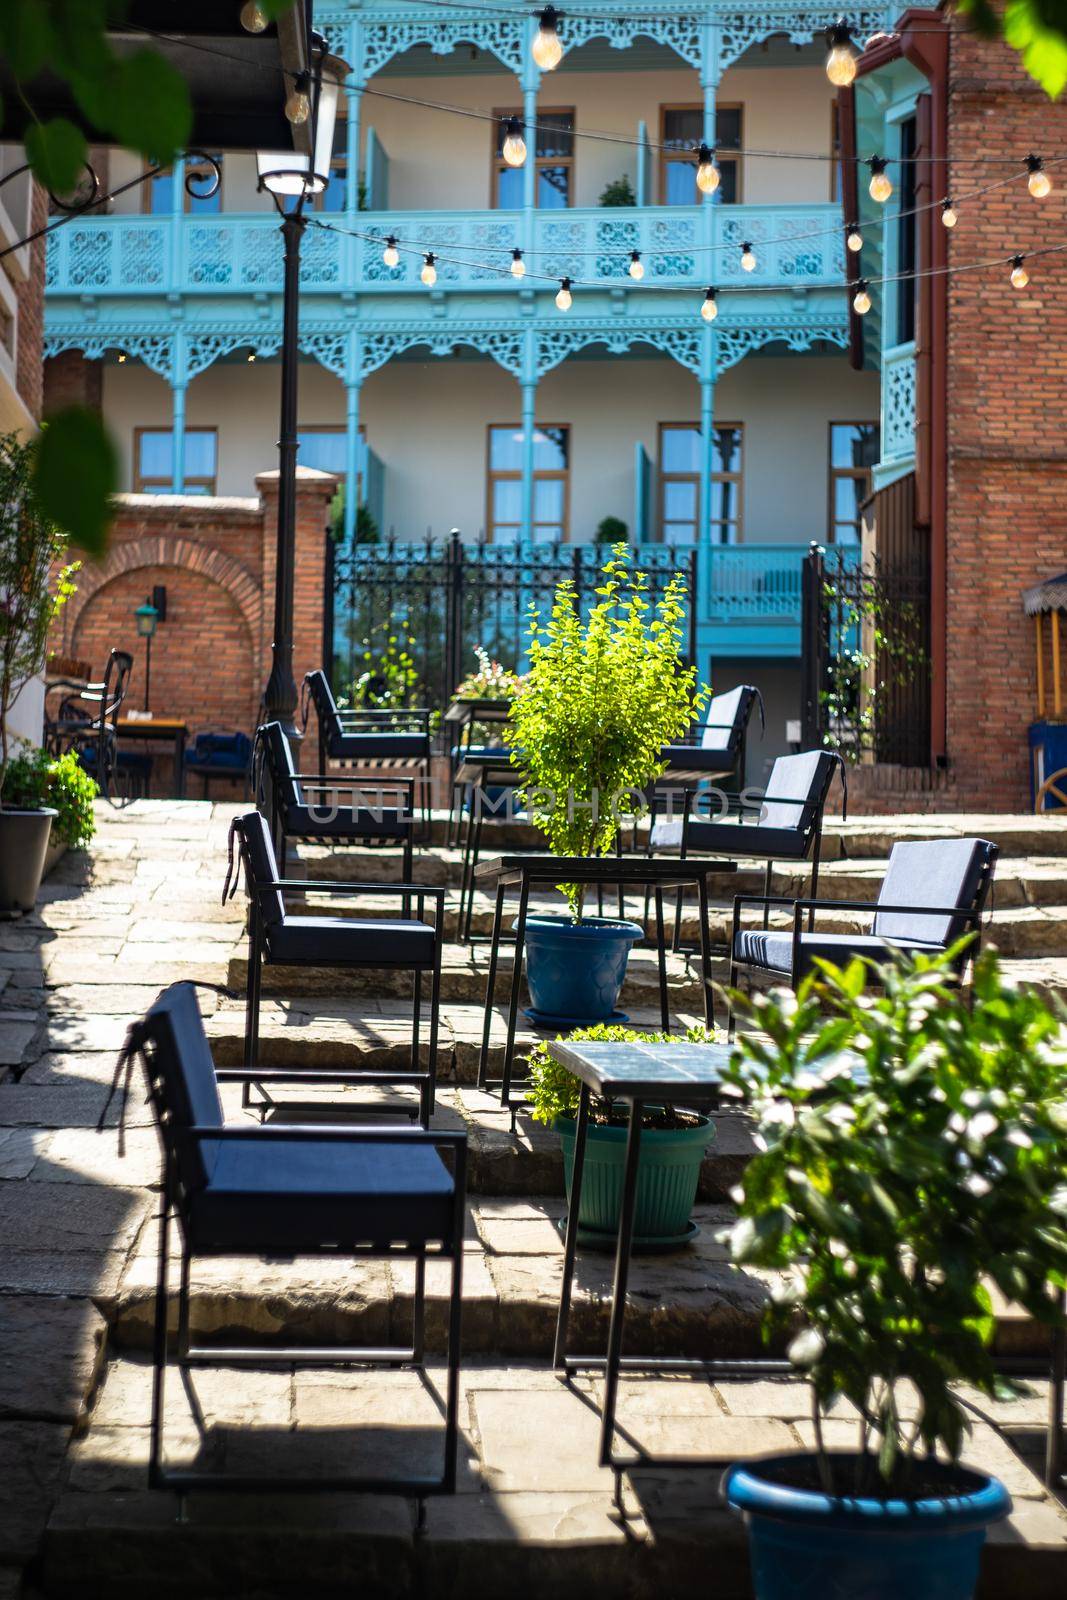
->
[[33, 409, 117, 557], [108, 50, 192, 162], [0, 0, 56, 78], [24, 117, 87, 196]]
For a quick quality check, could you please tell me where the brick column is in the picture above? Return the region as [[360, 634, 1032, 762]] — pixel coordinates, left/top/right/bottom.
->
[[255, 466, 337, 767]]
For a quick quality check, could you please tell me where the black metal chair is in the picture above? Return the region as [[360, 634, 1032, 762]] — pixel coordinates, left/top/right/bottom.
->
[[112, 981, 466, 1500], [302, 670, 433, 838], [225, 810, 444, 1126], [727, 836, 999, 1026], [456, 755, 534, 945], [46, 647, 135, 803], [252, 720, 416, 883], [659, 683, 764, 788], [184, 730, 253, 799]]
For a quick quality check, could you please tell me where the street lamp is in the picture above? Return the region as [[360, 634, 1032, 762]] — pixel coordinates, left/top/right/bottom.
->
[[256, 33, 348, 738], [135, 601, 159, 713]]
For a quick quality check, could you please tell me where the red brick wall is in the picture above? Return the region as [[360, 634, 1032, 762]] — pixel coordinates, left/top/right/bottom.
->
[[43, 349, 103, 416], [942, 12, 1067, 811]]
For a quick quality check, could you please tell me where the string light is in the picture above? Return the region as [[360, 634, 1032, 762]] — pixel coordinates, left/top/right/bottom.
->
[[846, 223, 863, 253], [239, 1, 268, 33], [502, 116, 527, 168], [628, 250, 644, 280], [421, 251, 438, 286], [555, 276, 572, 311], [853, 279, 871, 314], [695, 144, 720, 195], [510, 247, 525, 278], [825, 18, 857, 86], [285, 73, 311, 126], [532, 6, 563, 71], [247, 350, 256, 362], [382, 235, 400, 268], [117, 352, 127, 363], [1010, 254, 1029, 289], [700, 286, 718, 322], [868, 156, 893, 203], [740, 241, 757, 272], [941, 200, 957, 228], [1026, 154, 1052, 198]]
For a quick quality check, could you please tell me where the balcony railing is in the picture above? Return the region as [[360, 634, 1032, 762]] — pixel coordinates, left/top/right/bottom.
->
[[879, 339, 917, 472], [46, 204, 846, 297]]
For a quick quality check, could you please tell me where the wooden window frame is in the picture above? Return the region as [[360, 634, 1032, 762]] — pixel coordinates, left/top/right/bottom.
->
[[658, 103, 743, 206], [490, 107, 575, 209], [133, 425, 218, 494], [142, 154, 224, 215], [485, 422, 571, 544], [827, 421, 879, 545], [657, 420, 744, 545]]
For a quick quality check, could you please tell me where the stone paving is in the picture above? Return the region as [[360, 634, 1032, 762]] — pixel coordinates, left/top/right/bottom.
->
[[1, 800, 1066, 1597]]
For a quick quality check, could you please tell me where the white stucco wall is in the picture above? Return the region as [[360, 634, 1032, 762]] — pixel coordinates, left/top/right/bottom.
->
[[101, 351, 878, 544]]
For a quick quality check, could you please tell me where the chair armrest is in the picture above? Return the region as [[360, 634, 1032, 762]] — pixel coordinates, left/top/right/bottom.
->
[[269, 878, 445, 900], [790, 898, 980, 919], [731, 894, 801, 913], [189, 1124, 467, 1147]]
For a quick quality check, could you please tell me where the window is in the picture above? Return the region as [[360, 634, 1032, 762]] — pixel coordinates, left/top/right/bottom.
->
[[896, 116, 918, 345], [143, 154, 223, 215], [828, 423, 880, 544], [134, 428, 218, 494], [660, 106, 742, 205], [492, 109, 574, 208], [297, 427, 348, 478], [487, 424, 569, 543], [658, 423, 743, 544]]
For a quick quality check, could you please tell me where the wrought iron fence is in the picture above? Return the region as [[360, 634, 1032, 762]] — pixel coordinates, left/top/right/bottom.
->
[[326, 532, 698, 717], [801, 541, 931, 767]]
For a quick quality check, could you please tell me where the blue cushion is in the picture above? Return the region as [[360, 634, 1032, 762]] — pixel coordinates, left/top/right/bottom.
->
[[326, 731, 430, 760], [187, 1137, 455, 1254], [685, 820, 815, 862], [267, 915, 436, 966], [661, 744, 735, 773], [143, 982, 224, 1191], [734, 928, 942, 977], [874, 838, 994, 946]]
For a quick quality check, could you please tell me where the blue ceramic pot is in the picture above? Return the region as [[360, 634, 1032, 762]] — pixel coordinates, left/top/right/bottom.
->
[[523, 914, 643, 1024], [724, 1454, 1010, 1600]]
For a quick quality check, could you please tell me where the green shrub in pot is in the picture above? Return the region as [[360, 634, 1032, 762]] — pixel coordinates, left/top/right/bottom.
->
[[3, 747, 97, 850], [718, 947, 1067, 1599]]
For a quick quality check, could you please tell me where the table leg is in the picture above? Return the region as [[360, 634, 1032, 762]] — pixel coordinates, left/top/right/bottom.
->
[[697, 873, 715, 1028], [175, 731, 186, 800], [599, 1098, 642, 1468], [553, 1080, 590, 1371], [654, 887, 669, 1033], [477, 879, 507, 1091], [501, 874, 530, 1109]]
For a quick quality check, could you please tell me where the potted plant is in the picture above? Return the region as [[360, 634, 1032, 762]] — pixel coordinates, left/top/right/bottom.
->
[[2, 747, 97, 875], [719, 948, 1067, 1600], [509, 544, 702, 1023], [0, 432, 78, 915], [529, 1022, 718, 1249]]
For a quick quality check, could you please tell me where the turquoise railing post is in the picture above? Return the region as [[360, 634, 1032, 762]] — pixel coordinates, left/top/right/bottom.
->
[[697, 328, 717, 622], [171, 329, 187, 494], [519, 326, 537, 542]]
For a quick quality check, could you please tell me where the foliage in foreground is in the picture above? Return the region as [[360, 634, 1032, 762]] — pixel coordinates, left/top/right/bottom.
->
[[721, 948, 1067, 1492], [2, 747, 97, 848]]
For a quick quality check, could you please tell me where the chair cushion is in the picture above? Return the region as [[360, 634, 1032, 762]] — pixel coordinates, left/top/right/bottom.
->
[[874, 838, 993, 946], [734, 929, 942, 978], [267, 914, 436, 966], [661, 744, 733, 773], [326, 731, 430, 760], [283, 802, 409, 841], [685, 820, 814, 861], [187, 1137, 456, 1255]]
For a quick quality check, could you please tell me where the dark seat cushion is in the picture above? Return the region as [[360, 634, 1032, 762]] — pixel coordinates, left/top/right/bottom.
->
[[188, 1137, 455, 1254], [267, 914, 436, 966], [326, 732, 430, 760], [660, 744, 734, 773], [685, 820, 814, 861], [283, 802, 409, 841], [734, 928, 942, 978]]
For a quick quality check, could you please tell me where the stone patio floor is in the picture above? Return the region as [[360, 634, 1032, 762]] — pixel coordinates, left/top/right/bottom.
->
[[1, 799, 1066, 1597]]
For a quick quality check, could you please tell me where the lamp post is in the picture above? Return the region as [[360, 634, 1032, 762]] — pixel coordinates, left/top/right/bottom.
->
[[135, 601, 158, 712], [256, 34, 347, 739]]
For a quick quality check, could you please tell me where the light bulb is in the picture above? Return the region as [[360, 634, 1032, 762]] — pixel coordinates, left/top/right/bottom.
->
[[628, 251, 644, 281], [1026, 154, 1052, 199], [555, 277, 572, 311], [382, 235, 400, 269], [700, 287, 718, 322], [502, 117, 527, 169], [285, 75, 311, 126], [532, 6, 563, 71], [695, 143, 720, 195], [825, 20, 857, 86], [941, 200, 957, 229], [740, 242, 756, 273], [852, 280, 871, 315], [117, 352, 127, 363], [240, 1, 269, 33], [1010, 255, 1029, 290], [510, 248, 525, 279], [421, 252, 437, 287], [868, 157, 892, 204], [846, 225, 863, 253]]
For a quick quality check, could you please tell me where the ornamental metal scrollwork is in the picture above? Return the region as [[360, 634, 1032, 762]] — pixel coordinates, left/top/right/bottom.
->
[[301, 329, 349, 376], [535, 323, 702, 376], [716, 6, 889, 71], [361, 15, 525, 78], [359, 326, 524, 378], [43, 332, 175, 378], [562, 12, 704, 68]]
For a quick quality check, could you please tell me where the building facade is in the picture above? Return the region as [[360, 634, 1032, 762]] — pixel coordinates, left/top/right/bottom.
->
[[42, 1, 936, 772]]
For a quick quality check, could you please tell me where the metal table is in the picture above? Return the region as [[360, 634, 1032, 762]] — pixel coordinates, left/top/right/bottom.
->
[[548, 1037, 789, 1503], [474, 852, 737, 1109], [117, 717, 189, 799]]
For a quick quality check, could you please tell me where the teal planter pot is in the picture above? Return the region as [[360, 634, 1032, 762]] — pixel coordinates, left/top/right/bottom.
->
[[724, 1455, 1011, 1600], [523, 914, 643, 1026], [557, 1109, 712, 1248]]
